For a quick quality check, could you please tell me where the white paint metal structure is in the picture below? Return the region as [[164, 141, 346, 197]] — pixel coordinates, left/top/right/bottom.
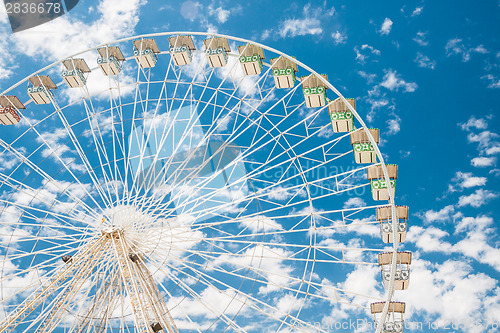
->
[[0, 32, 409, 333]]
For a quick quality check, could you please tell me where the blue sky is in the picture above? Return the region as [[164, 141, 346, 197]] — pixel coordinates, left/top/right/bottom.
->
[[0, 1, 499, 332]]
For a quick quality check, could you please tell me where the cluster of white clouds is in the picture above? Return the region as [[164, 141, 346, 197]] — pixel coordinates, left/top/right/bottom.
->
[[354, 44, 381, 65], [332, 31, 347, 45], [413, 31, 429, 46], [415, 52, 436, 69], [261, 3, 335, 40], [482, 74, 500, 89], [406, 114, 500, 329], [356, 69, 417, 135], [445, 38, 489, 62], [380, 70, 418, 92]]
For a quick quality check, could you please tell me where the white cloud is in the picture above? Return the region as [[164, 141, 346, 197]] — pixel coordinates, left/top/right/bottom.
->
[[361, 44, 380, 55], [365, 97, 388, 113], [274, 292, 310, 316], [336, 264, 382, 308], [413, 31, 428, 46], [379, 18, 393, 35], [454, 214, 493, 233], [265, 3, 334, 39], [212, 245, 293, 294], [460, 116, 489, 131], [343, 197, 366, 209], [357, 71, 377, 84], [239, 215, 282, 233], [261, 29, 271, 40], [179, 0, 200, 21], [415, 52, 436, 69], [166, 285, 252, 321], [266, 185, 305, 201], [206, 4, 243, 25], [380, 70, 418, 92], [386, 115, 401, 135], [0, 151, 19, 172], [354, 48, 367, 64], [422, 205, 455, 223], [408, 226, 453, 252], [209, 6, 231, 23], [13, 0, 145, 61], [458, 189, 498, 207], [482, 74, 500, 88], [411, 6, 423, 16], [354, 44, 380, 64], [445, 38, 489, 62], [280, 17, 322, 38], [401, 259, 499, 328], [451, 171, 487, 189], [332, 31, 347, 45], [471, 156, 496, 167], [467, 130, 499, 152], [410, 214, 500, 272]]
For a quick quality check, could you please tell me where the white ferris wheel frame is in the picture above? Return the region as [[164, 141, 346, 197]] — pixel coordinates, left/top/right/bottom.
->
[[0, 31, 402, 333]]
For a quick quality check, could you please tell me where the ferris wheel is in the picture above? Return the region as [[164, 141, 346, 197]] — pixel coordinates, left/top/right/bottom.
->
[[0, 32, 411, 333]]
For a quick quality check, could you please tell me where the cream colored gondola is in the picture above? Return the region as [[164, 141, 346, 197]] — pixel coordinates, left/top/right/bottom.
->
[[0, 95, 25, 125], [350, 128, 379, 164], [370, 301, 405, 333], [204, 37, 230, 68], [62, 58, 91, 88], [133, 38, 161, 69], [378, 252, 412, 290], [270, 56, 298, 89], [328, 97, 355, 132], [367, 164, 398, 201], [237, 43, 265, 75], [27, 75, 57, 104], [299, 74, 328, 108], [97, 46, 125, 76], [377, 205, 408, 243], [168, 35, 196, 66]]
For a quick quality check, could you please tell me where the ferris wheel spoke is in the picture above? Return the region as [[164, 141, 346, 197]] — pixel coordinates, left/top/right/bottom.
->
[[0, 237, 104, 308], [38, 87, 115, 211], [68, 254, 121, 333], [165, 245, 378, 309], [148, 271, 204, 333], [128, 59, 188, 202], [139, 97, 352, 223], [172, 173, 367, 230], [78, 93, 123, 208], [172, 233, 377, 269], [149, 252, 331, 333], [134, 54, 274, 212], [130, 67, 221, 204], [185, 204, 379, 234], [0, 138, 103, 219], [183, 237, 380, 265], [126, 58, 179, 208], [123, 70, 161, 204], [147, 255, 250, 333], [0, 236, 107, 332], [0, 201, 95, 236], [0, 170, 99, 225], [29, 249, 111, 333]]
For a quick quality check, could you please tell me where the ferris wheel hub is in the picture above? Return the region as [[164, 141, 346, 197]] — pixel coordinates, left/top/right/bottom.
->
[[101, 226, 123, 238]]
